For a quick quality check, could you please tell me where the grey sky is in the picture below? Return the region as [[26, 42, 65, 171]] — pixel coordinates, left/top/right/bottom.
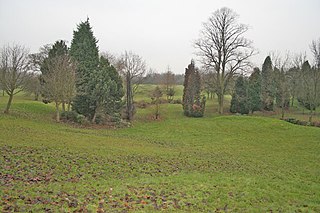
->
[[0, 0, 319, 74]]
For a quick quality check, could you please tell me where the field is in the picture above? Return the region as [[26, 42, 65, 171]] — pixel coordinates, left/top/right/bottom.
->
[[1, 88, 320, 212]]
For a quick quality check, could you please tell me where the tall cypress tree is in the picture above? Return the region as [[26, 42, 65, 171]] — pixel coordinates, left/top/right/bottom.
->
[[182, 60, 205, 117], [261, 56, 275, 111], [70, 18, 100, 117], [248, 67, 262, 113]]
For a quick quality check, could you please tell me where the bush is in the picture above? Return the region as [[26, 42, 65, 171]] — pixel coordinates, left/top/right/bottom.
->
[[172, 99, 182, 104], [311, 121, 320, 127], [94, 114, 104, 124], [136, 100, 149, 109], [76, 114, 87, 125], [60, 111, 88, 125], [297, 120, 308, 126], [61, 111, 78, 121]]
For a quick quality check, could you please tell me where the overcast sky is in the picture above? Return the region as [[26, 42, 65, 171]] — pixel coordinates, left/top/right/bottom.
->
[[0, 0, 319, 74]]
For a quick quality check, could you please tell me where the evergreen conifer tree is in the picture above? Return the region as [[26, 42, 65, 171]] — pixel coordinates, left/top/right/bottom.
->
[[70, 18, 100, 117], [248, 67, 262, 113], [230, 75, 249, 114], [261, 56, 275, 111], [182, 60, 206, 117]]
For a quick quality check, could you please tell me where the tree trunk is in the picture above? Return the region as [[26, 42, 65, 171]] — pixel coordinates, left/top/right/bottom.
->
[[34, 92, 39, 101], [92, 111, 97, 123], [91, 103, 99, 123], [309, 103, 313, 122], [126, 75, 132, 121], [309, 108, 313, 122], [291, 96, 294, 107], [281, 106, 285, 119], [155, 102, 159, 119], [67, 102, 71, 111], [4, 94, 14, 114], [217, 93, 224, 114], [55, 102, 60, 122], [62, 102, 66, 112]]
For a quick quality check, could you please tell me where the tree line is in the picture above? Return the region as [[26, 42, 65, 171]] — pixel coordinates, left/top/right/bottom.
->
[[230, 51, 320, 122], [1, 8, 319, 123], [182, 7, 320, 121]]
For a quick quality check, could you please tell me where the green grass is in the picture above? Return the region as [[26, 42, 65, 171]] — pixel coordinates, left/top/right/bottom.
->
[[0, 91, 320, 212]]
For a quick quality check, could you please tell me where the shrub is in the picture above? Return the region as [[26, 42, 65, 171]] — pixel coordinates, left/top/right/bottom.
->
[[311, 121, 320, 127], [172, 99, 182, 104], [76, 114, 86, 124], [61, 111, 78, 121], [94, 114, 104, 124], [136, 100, 148, 109]]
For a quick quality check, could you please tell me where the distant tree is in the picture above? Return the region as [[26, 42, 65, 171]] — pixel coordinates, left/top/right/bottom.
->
[[310, 38, 320, 69], [0, 44, 30, 114], [230, 75, 249, 114], [162, 66, 175, 101], [183, 60, 206, 117], [151, 86, 163, 119], [28, 44, 51, 72], [274, 67, 290, 118], [297, 60, 320, 122], [261, 56, 275, 111], [194, 7, 255, 114], [88, 56, 124, 123], [118, 51, 146, 121], [70, 18, 100, 117], [201, 68, 216, 100], [248, 67, 262, 113], [42, 54, 76, 121], [288, 53, 307, 107], [24, 73, 41, 101]]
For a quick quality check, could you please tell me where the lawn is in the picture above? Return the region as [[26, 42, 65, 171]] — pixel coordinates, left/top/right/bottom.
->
[[0, 91, 320, 212]]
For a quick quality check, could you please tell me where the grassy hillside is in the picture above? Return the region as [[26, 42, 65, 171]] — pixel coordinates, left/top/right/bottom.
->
[[1, 92, 320, 212]]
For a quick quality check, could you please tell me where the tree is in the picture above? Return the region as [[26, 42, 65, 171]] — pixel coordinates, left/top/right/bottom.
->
[[248, 67, 262, 113], [183, 60, 206, 117], [310, 38, 320, 69], [274, 67, 290, 118], [151, 86, 163, 119], [88, 56, 124, 123], [288, 53, 307, 107], [41, 40, 69, 109], [119, 51, 146, 121], [261, 56, 275, 111], [230, 75, 249, 114], [70, 18, 100, 117], [202, 69, 216, 100], [162, 66, 175, 101], [297, 59, 320, 122], [42, 54, 76, 122], [194, 7, 255, 114], [0, 44, 30, 114], [24, 73, 41, 101]]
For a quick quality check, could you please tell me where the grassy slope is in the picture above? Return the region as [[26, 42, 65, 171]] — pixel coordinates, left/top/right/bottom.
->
[[0, 92, 320, 212]]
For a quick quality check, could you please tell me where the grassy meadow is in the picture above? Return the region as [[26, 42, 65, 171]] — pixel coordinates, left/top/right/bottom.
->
[[1, 87, 320, 212]]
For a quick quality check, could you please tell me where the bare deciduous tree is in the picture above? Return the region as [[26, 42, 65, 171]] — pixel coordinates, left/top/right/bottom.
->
[[310, 38, 320, 69], [42, 55, 76, 121], [162, 66, 175, 101], [194, 7, 255, 114], [0, 44, 30, 113], [118, 51, 146, 121]]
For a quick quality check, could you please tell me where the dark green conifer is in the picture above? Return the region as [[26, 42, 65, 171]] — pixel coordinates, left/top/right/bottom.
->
[[248, 67, 262, 113], [230, 75, 249, 114]]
